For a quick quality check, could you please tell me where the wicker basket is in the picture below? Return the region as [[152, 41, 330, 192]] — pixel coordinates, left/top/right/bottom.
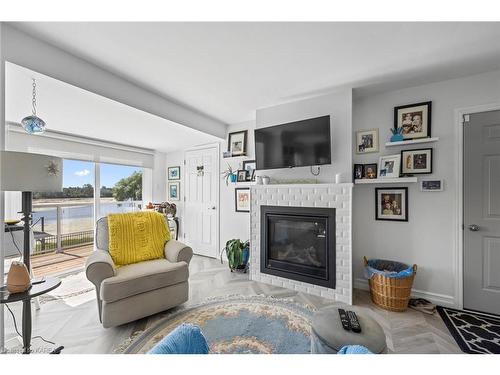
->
[[364, 256, 417, 312]]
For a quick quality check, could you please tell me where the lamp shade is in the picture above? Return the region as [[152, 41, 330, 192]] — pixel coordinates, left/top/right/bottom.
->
[[0, 151, 63, 192]]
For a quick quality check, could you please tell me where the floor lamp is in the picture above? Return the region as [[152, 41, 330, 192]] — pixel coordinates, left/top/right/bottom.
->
[[1, 151, 62, 352]]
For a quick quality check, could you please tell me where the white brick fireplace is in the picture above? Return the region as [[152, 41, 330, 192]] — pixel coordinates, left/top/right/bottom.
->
[[249, 183, 353, 304]]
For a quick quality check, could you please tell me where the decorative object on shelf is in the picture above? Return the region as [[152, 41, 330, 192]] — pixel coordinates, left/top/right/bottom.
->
[[6, 261, 31, 293], [262, 176, 270, 185], [353, 164, 364, 180], [242, 159, 256, 181], [356, 129, 379, 154], [255, 175, 263, 185], [375, 187, 408, 221], [21, 78, 46, 135], [168, 182, 180, 201], [222, 151, 232, 158], [401, 148, 433, 175], [394, 101, 432, 140], [378, 154, 401, 178], [221, 163, 237, 185], [227, 130, 248, 156], [363, 163, 378, 179], [221, 238, 250, 272], [235, 187, 250, 212], [236, 169, 248, 182], [390, 127, 404, 142], [335, 172, 346, 184], [168, 166, 180, 180], [420, 179, 444, 192]]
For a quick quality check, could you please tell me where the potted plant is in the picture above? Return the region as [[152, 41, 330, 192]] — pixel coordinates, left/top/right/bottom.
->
[[222, 239, 250, 272], [221, 163, 237, 185]]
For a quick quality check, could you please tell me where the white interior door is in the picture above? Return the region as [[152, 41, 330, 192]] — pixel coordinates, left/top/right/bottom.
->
[[184, 145, 219, 258]]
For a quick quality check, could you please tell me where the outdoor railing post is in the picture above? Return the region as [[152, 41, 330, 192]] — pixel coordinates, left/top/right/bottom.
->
[[56, 206, 62, 253], [41, 216, 46, 252]]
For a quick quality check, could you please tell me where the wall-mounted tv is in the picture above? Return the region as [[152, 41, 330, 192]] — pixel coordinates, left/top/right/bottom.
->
[[255, 115, 331, 170]]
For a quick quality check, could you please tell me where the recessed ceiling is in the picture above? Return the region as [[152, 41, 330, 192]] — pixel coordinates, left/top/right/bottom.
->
[[6, 62, 220, 153], [10, 22, 500, 124]]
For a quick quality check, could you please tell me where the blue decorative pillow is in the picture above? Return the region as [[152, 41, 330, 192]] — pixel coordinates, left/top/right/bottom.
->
[[148, 323, 209, 354], [337, 345, 373, 354]]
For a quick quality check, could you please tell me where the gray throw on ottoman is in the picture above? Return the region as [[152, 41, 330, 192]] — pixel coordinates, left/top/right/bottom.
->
[[311, 306, 387, 354]]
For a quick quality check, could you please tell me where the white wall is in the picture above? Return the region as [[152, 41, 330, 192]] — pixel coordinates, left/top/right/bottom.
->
[[165, 150, 186, 238], [256, 89, 353, 183], [219, 121, 256, 253], [352, 69, 500, 306]]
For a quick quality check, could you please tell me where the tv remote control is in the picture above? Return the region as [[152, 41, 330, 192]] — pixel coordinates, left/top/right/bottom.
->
[[338, 308, 351, 331], [347, 310, 361, 333]]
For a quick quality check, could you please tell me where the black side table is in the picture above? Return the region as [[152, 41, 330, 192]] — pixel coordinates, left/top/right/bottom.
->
[[0, 277, 61, 354]]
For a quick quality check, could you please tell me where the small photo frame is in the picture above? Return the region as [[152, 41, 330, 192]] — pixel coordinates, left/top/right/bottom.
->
[[376, 187, 408, 222], [353, 164, 364, 180], [401, 148, 433, 175], [356, 129, 379, 154], [235, 187, 250, 212], [363, 163, 378, 179], [237, 169, 248, 182], [242, 160, 256, 181], [378, 154, 401, 178], [168, 182, 180, 201], [421, 179, 443, 192], [228, 130, 248, 156], [394, 101, 432, 140], [168, 166, 180, 180]]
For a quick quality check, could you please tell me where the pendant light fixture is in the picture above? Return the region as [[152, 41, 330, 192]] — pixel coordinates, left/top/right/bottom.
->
[[21, 78, 46, 134]]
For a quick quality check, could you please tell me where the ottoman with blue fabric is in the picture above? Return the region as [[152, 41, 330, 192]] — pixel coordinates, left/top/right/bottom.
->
[[311, 306, 387, 354]]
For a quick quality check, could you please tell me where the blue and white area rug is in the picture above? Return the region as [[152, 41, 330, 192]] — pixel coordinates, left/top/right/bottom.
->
[[122, 295, 315, 354], [437, 306, 500, 354]]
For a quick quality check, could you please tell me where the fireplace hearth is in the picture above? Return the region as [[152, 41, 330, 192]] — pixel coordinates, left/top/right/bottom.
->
[[260, 205, 336, 288]]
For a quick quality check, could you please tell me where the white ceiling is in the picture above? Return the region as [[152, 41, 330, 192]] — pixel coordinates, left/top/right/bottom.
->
[[10, 22, 500, 125], [5, 62, 220, 153]]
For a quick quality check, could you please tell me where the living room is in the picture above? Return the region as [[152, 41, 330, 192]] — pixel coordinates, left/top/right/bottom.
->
[[1, 1, 500, 373]]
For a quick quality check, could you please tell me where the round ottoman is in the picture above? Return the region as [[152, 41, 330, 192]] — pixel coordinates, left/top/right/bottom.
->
[[311, 306, 387, 354]]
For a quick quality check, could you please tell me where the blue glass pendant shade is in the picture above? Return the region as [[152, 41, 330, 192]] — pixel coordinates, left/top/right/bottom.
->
[[21, 115, 46, 134]]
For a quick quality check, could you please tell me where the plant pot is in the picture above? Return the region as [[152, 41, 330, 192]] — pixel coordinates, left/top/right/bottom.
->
[[390, 134, 404, 142], [230, 173, 237, 183]]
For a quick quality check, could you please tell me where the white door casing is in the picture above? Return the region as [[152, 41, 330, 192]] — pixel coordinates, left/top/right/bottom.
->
[[184, 145, 219, 258]]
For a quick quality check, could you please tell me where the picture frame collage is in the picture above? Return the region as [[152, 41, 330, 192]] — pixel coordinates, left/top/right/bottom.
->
[[354, 101, 443, 222]]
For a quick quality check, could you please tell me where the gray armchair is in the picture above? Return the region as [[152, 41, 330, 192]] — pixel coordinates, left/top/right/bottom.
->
[[85, 217, 193, 328]]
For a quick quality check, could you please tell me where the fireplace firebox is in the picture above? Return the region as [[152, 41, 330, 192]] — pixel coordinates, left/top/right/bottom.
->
[[260, 205, 336, 288]]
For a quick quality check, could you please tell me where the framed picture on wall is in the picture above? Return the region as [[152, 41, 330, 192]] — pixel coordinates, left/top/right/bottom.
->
[[363, 163, 378, 179], [242, 159, 256, 181], [375, 187, 408, 221], [421, 179, 444, 192], [401, 148, 433, 175], [394, 101, 432, 140], [168, 166, 180, 180], [378, 154, 401, 178], [353, 164, 364, 180], [235, 187, 250, 212], [168, 182, 180, 201], [236, 169, 248, 182], [356, 129, 379, 154], [228, 130, 248, 156]]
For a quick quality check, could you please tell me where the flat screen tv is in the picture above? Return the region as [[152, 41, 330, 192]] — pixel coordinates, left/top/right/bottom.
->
[[255, 115, 331, 170]]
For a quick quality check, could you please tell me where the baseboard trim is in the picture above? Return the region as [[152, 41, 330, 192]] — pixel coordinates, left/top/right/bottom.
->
[[354, 278, 456, 308]]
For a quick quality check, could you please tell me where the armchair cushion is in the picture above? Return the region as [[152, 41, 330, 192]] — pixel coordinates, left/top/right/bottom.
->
[[100, 258, 188, 303], [165, 240, 193, 264]]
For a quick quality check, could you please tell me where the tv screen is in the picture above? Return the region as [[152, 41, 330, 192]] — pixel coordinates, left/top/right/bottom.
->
[[255, 115, 331, 170]]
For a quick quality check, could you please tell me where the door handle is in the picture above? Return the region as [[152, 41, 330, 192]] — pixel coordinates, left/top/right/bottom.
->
[[468, 224, 480, 232]]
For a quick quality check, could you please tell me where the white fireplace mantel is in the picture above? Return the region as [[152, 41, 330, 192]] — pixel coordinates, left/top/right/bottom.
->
[[249, 183, 353, 304]]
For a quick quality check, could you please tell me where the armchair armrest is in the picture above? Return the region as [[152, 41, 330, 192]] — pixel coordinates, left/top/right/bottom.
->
[[165, 240, 193, 264], [85, 249, 116, 288]]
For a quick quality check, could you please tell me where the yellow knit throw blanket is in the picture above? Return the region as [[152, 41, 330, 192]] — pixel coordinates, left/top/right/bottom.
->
[[108, 211, 170, 266]]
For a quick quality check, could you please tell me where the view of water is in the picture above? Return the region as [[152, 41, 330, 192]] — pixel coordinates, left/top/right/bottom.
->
[[33, 201, 141, 234]]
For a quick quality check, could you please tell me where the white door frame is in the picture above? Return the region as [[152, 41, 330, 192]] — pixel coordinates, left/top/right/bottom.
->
[[454, 102, 500, 310], [183, 142, 221, 258]]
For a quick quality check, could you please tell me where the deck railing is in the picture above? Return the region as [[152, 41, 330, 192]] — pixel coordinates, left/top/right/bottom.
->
[[32, 200, 141, 254]]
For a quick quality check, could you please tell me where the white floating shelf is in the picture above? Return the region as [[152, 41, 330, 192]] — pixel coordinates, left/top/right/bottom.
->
[[354, 177, 417, 184], [385, 137, 439, 147]]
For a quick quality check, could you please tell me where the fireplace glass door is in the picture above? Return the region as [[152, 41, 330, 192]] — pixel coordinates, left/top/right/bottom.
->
[[267, 214, 328, 280]]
